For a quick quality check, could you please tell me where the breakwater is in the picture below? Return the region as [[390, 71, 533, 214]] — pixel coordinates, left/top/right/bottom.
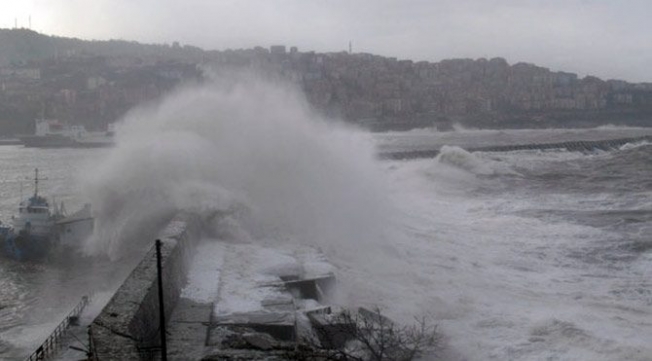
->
[[86, 215, 340, 361], [88, 213, 202, 360], [378, 135, 652, 160]]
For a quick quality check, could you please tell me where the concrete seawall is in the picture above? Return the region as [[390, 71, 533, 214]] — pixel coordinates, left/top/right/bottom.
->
[[379, 135, 652, 160], [88, 213, 202, 360]]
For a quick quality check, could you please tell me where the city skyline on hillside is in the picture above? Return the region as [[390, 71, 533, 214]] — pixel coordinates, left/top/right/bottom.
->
[[2, 28, 651, 134], [0, 1, 650, 83]]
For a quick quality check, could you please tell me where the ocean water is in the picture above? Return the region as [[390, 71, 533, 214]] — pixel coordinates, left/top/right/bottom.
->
[[0, 79, 651, 360], [375, 133, 652, 360]]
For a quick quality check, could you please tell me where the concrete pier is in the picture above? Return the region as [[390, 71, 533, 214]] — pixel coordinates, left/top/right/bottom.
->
[[87, 217, 337, 360]]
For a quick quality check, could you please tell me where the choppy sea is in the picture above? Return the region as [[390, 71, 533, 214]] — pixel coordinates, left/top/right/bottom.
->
[[1, 126, 652, 360], [375, 127, 652, 360]]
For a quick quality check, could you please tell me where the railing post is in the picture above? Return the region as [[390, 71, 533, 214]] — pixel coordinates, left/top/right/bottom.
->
[[155, 239, 168, 361]]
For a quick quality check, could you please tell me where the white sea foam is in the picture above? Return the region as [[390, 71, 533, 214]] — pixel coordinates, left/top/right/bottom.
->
[[372, 153, 652, 360], [181, 241, 225, 303], [436, 145, 521, 176], [619, 139, 652, 150]]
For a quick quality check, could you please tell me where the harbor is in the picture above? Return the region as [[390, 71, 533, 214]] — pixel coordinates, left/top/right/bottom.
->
[[1, 5, 652, 359]]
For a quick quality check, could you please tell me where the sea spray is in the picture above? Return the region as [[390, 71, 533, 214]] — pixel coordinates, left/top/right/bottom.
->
[[80, 75, 392, 273]]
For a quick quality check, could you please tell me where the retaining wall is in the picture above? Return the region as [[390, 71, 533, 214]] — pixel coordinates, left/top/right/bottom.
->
[[88, 212, 202, 360]]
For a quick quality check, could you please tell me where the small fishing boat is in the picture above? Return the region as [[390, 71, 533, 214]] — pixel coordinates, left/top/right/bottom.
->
[[0, 169, 92, 261]]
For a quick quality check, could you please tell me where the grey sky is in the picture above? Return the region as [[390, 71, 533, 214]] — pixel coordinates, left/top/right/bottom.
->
[[2, 0, 650, 82]]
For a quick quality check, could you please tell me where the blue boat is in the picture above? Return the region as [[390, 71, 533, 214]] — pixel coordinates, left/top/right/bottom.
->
[[0, 169, 66, 261]]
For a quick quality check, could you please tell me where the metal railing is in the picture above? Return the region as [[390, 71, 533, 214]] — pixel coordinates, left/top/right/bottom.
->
[[25, 295, 90, 361]]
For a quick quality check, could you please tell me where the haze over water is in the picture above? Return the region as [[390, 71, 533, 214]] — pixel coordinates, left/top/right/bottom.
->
[[0, 78, 651, 360]]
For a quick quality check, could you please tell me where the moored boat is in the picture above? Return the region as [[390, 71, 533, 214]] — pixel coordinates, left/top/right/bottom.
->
[[18, 119, 114, 148], [0, 169, 93, 261]]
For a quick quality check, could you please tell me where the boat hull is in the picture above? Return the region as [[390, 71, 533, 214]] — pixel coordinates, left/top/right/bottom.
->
[[19, 135, 113, 148], [1, 229, 55, 261]]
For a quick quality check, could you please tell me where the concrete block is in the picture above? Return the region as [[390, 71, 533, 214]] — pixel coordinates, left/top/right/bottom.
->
[[307, 311, 355, 350], [242, 332, 278, 350], [211, 311, 296, 342], [283, 274, 336, 301]]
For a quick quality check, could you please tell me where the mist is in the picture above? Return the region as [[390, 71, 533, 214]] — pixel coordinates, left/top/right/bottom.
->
[[81, 73, 391, 267]]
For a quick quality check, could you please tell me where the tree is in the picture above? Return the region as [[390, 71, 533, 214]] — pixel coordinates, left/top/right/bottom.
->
[[290, 307, 441, 361]]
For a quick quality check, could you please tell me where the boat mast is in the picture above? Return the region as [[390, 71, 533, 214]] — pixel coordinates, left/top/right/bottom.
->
[[34, 168, 39, 197]]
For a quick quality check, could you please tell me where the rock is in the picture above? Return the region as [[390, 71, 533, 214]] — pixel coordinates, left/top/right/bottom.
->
[[243, 332, 277, 350]]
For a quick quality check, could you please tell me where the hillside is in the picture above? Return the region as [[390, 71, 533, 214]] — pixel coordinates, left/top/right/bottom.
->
[[1, 28, 651, 134]]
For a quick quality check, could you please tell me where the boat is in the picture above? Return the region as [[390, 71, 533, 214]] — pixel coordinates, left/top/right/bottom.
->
[[0, 169, 93, 261], [0, 138, 22, 146], [18, 119, 114, 148]]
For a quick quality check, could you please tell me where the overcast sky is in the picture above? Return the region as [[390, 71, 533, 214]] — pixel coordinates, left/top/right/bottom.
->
[[1, 0, 651, 82]]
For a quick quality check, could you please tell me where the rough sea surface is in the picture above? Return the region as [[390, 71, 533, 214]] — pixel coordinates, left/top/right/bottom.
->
[[375, 127, 652, 360], [0, 126, 651, 360]]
